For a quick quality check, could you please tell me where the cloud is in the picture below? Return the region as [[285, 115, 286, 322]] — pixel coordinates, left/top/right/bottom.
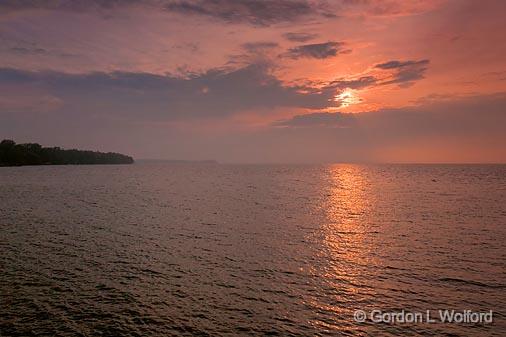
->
[[375, 59, 429, 70], [0, 64, 338, 120], [274, 93, 506, 134], [261, 93, 506, 162], [326, 76, 377, 90], [164, 0, 334, 25], [0, 0, 440, 20], [231, 42, 280, 64], [0, 95, 63, 113], [8, 47, 48, 55], [273, 112, 356, 128], [283, 32, 319, 42], [334, 0, 443, 17], [285, 41, 349, 59], [1, 80, 504, 163], [375, 59, 430, 87], [321, 59, 429, 90], [0, 0, 144, 13], [241, 41, 279, 53]]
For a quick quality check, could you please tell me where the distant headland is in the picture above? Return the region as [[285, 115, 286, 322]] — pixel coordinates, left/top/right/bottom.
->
[[0, 140, 134, 166]]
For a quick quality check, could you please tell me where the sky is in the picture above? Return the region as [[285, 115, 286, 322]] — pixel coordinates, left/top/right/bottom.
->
[[0, 0, 505, 163]]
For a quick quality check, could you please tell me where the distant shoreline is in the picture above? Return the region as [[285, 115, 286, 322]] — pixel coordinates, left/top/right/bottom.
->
[[0, 140, 134, 167], [136, 159, 218, 164]]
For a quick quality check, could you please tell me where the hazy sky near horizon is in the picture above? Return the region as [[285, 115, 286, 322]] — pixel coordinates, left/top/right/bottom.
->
[[1, 0, 505, 163]]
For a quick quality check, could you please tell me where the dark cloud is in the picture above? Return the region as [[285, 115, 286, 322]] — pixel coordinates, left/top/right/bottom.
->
[[0, 0, 436, 20], [164, 0, 334, 25], [334, 0, 440, 17], [0, 0, 143, 12], [375, 59, 430, 87], [285, 41, 349, 59], [321, 60, 429, 90], [283, 32, 319, 42], [3, 46, 80, 59], [0, 65, 337, 120], [8, 47, 47, 55], [275, 93, 506, 134], [226, 93, 503, 162], [0, 0, 335, 25], [326, 76, 377, 90], [241, 41, 279, 53], [274, 112, 356, 128], [1, 80, 504, 162], [232, 42, 280, 63], [375, 59, 429, 70]]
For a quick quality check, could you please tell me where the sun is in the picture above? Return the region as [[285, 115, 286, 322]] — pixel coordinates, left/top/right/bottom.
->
[[334, 89, 360, 108]]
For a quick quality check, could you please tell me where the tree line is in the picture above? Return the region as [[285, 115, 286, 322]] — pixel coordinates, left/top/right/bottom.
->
[[0, 140, 134, 166]]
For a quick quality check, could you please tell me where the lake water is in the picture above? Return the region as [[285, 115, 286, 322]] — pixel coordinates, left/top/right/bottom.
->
[[1, 164, 505, 336]]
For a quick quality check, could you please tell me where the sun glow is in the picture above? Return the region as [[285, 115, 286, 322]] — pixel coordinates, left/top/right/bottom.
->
[[335, 89, 360, 108]]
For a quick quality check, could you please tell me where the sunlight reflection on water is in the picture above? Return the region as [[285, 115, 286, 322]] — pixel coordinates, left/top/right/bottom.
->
[[1, 164, 505, 336]]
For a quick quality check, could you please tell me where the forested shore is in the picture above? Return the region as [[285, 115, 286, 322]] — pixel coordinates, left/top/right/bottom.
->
[[0, 140, 134, 166]]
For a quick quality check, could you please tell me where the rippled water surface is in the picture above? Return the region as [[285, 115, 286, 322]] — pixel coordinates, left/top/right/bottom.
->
[[1, 164, 505, 336]]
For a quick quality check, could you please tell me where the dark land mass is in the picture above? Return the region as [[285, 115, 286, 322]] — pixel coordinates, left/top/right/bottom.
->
[[0, 140, 134, 166]]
